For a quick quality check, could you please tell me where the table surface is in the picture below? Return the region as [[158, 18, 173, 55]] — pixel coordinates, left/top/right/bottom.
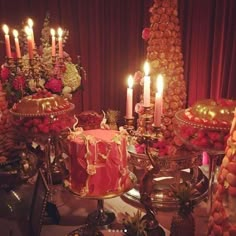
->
[[0, 176, 210, 236]]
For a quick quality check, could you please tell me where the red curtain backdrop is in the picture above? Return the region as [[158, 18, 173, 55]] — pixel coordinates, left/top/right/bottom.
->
[[0, 0, 235, 116], [179, 0, 236, 106]]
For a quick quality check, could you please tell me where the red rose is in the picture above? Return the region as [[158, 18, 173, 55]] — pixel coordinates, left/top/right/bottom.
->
[[142, 28, 150, 41], [0, 66, 10, 82], [12, 76, 26, 90], [45, 77, 63, 93]]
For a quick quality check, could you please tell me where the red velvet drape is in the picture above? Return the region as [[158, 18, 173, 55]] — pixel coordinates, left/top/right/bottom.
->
[[0, 0, 235, 116], [179, 0, 236, 106]]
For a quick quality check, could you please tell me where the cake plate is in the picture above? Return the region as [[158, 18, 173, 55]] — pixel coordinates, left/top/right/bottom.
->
[[124, 147, 209, 210], [65, 171, 137, 235], [10, 103, 75, 222], [174, 110, 227, 210]]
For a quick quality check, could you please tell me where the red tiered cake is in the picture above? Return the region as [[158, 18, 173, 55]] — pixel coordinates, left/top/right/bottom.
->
[[67, 129, 131, 197]]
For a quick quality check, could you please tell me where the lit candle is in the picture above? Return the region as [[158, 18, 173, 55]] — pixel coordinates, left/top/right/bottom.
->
[[154, 74, 164, 127], [57, 27, 63, 58], [50, 28, 56, 57], [143, 61, 150, 107], [2, 24, 12, 58], [28, 18, 35, 49], [25, 26, 33, 59], [126, 75, 134, 119], [12, 29, 21, 58]]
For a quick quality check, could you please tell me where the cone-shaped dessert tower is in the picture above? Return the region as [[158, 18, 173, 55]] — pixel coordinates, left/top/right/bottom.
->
[[208, 110, 236, 235], [0, 82, 17, 160], [145, 0, 186, 140]]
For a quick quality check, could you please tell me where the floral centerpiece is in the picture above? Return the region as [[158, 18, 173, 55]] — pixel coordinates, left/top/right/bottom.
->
[[0, 14, 82, 107]]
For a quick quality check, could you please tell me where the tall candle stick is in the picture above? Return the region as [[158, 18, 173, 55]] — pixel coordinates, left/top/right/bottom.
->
[[50, 28, 56, 57], [57, 27, 63, 58], [2, 24, 12, 58], [154, 74, 164, 127], [28, 18, 35, 49], [143, 61, 150, 107], [25, 26, 33, 60], [126, 75, 134, 119], [12, 29, 21, 58]]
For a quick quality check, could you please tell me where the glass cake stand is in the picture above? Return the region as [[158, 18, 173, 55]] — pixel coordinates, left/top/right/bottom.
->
[[10, 103, 75, 222], [173, 110, 227, 210], [65, 171, 137, 235], [124, 146, 209, 210]]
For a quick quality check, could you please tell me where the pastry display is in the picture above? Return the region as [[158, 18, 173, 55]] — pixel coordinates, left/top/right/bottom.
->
[[143, 0, 187, 140], [208, 111, 236, 235], [77, 111, 103, 130], [11, 90, 74, 117], [174, 99, 236, 151], [0, 82, 17, 159]]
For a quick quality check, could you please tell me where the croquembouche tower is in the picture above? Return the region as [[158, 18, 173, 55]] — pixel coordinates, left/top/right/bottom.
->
[[140, 0, 186, 140], [208, 111, 236, 235]]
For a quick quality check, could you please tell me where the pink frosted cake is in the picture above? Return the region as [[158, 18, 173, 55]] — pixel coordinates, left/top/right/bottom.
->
[[67, 129, 131, 197]]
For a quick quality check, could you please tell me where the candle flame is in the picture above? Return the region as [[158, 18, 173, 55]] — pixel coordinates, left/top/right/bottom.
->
[[144, 61, 150, 76], [2, 24, 9, 34], [128, 75, 133, 88], [50, 28, 55, 36], [12, 29, 18, 38], [57, 27, 63, 37], [28, 18, 34, 28], [156, 74, 164, 95], [24, 26, 31, 36]]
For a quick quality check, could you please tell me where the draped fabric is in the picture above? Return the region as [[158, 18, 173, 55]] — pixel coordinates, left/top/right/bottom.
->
[[0, 0, 235, 116], [179, 0, 236, 106]]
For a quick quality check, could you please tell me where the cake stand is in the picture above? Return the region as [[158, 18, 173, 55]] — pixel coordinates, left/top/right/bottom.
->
[[65, 171, 137, 235], [10, 103, 74, 186], [125, 146, 209, 210], [174, 110, 227, 210], [10, 102, 75, 222]]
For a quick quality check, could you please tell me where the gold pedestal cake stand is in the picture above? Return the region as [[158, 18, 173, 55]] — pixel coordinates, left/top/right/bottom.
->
[[65, 171, 137, 235]]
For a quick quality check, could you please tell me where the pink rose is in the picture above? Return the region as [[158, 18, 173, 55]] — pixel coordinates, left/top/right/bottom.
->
[[45, 77, 63, 93], [0, 66, 10, 82], [12, 76, 26, 90], [142, 28, 150, 41]]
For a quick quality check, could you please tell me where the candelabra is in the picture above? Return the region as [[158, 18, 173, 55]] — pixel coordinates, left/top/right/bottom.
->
[[124, 105, 208, 211]]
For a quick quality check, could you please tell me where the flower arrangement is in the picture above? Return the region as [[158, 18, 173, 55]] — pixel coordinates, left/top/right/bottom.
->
[[0, 14, 82, 107]]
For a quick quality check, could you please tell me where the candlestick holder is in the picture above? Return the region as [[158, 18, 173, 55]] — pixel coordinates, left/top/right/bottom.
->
[[138, 106, 154, 136], [124, 116, 135, 130], [152, 124, 162, 138]]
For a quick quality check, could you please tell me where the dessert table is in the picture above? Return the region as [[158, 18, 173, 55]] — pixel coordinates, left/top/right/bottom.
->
[[0, 172, 210, 236]]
